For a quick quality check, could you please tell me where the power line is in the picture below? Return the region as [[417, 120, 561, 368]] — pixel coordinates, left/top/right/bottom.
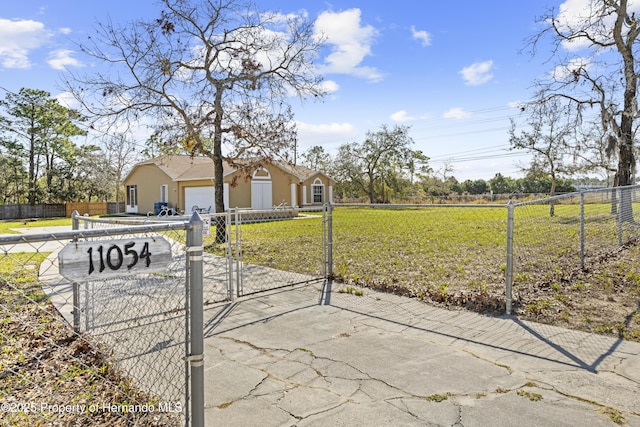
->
[[1, 86, 531, 168]]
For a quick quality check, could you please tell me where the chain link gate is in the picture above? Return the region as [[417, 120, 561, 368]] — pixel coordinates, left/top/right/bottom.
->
[[0, 213, 207, 426], [215, 207, 327, 299]]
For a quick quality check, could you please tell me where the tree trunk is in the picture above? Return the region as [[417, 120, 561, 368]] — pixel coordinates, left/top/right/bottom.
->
[[618, 142, 635, 223], [614, 0, 636, 221], [617, 122, 635, 223], [28, 134, 37, 205], [611, 172, 619, 215], [115, 171, 122, 213], [213, 88, 227, 244], [367, 171, 375, 204]]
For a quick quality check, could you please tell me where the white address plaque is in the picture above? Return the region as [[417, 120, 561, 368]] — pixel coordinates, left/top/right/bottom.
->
[[59, 237, 173, 282]]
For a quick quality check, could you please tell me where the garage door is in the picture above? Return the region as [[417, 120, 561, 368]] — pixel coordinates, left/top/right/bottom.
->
[[251, 181, 272, 210], [185, 187, 214, 213]]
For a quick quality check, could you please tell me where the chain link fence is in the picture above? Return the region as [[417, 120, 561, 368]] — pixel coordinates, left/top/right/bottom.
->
[[0, 213, 206, 426], [327, 204, 509, 312], [510, 185, 640, 296], [323, 185, 640, 315], [2, 185, 638, 425]]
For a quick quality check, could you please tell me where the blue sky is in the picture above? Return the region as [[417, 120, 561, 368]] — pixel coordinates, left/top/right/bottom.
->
[[0, 1, 586, 180]]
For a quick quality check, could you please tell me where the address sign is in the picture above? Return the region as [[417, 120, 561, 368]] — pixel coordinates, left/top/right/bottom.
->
[[59, 237, 172, 282]]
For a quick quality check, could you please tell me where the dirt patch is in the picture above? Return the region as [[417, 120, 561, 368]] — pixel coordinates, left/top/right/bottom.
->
[[512, 244, 640, 340], [0, 261, 182, 426], [335, 243, 640, 342]]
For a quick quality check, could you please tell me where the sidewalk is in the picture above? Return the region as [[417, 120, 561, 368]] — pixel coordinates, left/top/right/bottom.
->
[[202, 282, 640, 427]]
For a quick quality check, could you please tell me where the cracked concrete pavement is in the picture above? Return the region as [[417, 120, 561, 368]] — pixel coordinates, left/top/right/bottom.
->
[[202, 282, 640, 427]]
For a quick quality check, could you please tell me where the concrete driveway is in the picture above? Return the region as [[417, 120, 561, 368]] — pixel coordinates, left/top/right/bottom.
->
[[201, 282, 640, 426]]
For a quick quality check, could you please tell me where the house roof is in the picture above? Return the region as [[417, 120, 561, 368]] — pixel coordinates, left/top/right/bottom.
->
[[126, 155, 333, 183], [129, 155, 232, 182], [271, 160, 334, 183]]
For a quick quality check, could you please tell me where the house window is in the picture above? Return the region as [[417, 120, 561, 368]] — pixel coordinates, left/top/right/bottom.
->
[[312, 178, 324, 203], [126, 185, 137, 207]]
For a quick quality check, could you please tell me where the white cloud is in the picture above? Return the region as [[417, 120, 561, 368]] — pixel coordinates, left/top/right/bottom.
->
[[550, 57, 591, 80], [314, 9, 382, 81], [0, 19, 51, 69], [58, 27, 72, 35], [48, 49, 82, 70], [460, 60, 494, 86], [443, 107, 472, 119], [555, 0, 603, 51], [508, 101, 525, 110], [390, 110, 417, 122], [296, 121, 359, 147], [55, 91, 79, 109], [320, 80, 340, 94], [555, 0, 640, 51], [411, 26, 431, 47]]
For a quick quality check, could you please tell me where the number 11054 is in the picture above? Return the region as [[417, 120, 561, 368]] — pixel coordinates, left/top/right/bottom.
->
[[87, 242, 152, 275]]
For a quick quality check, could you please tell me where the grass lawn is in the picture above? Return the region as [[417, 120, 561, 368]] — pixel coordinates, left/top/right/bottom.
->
[[204, 206, 511, 309], [0, 217, 72, 234], [202, 204, 640, 339]]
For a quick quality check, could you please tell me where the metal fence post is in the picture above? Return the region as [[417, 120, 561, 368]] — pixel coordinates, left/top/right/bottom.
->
[[580, 192, 585, 269], [227, 210, 235, 301], [327, 203, 333, 279], [322, 205, 327, 277], [186, 212, 204, 427], [71, 210, 81, 333], [617, 187, 623, 246], [505, 201, 514, 315], [236, 210, 243, 298]]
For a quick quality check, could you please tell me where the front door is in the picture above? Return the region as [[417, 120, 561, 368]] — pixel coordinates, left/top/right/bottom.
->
[[126, 185, 138, 213]]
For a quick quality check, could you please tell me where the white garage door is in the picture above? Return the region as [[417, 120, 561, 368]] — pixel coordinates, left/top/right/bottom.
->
[[251, 181, 272, 210], [185, 187, 214, 213]]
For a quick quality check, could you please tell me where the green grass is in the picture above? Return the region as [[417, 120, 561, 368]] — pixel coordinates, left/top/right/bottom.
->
[[204, 214, 325, 276], [330, 207, 508, 292], [0, 217, 72, 234], [203, 206, 510, 305], [202, 203, 639, 318]]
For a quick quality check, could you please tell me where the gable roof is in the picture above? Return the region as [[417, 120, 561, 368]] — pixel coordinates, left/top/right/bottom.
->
[[127, 155, 231, 182], [271, 160, 334, 183], [126, 155, 333, 183]]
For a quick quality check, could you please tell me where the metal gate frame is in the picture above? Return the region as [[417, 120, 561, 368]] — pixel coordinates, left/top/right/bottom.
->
[[227, 206, 328, 299]]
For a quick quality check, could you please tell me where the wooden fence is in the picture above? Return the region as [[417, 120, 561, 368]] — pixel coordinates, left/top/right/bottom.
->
[[0, 202, 125, 220]]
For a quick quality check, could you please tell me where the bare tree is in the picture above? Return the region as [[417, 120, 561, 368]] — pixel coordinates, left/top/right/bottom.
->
[[509, 99, 575, 216], [101, 133, 139, 212], [64, 0, 325, 240], [527, 0, 639, 219]]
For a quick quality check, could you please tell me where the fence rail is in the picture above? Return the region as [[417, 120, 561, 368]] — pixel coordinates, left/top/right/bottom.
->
[[509, 185, 640, 308], [326, 203, 509, 312]]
